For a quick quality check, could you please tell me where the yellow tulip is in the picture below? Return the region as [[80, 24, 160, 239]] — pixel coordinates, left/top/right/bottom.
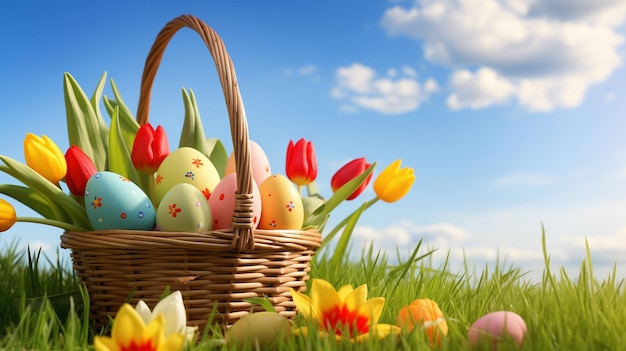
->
[[373, 160, 415, 203], [23, 133, 67, 184], [94, 303, 185, 351], [0, 199, 17, 232]]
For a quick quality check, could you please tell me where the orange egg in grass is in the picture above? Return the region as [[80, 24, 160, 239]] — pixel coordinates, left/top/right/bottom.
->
[[258, 174, 303, 230], [397, 298, 448, 347], [224, 140, 272, 186], [468, 311, 527, 349]]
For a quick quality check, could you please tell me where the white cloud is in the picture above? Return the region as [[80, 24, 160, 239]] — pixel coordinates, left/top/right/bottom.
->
[[331, 62, 438, 114], [348, 200, 626, 281], [447, 67, 515, 109], [380, 0, 625, 111], [493, 172, 555, 187]]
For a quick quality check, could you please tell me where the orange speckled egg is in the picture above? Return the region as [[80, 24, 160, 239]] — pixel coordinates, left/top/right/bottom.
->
[[258, 174, 303, 230], [154, 147, 220, 206], [224, 140, 271, 186], [209, 173, 262, 230]]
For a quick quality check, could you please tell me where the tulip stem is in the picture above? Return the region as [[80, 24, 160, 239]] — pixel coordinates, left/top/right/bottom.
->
[[17, 217, 89, 232], [320, 196, 380, 249]]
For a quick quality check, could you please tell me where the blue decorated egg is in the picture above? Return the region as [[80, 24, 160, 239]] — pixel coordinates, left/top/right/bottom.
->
[[84, 171, 156, 230]]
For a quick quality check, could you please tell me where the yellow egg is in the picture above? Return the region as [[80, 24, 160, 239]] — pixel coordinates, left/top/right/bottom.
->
[[154, 147, 220, 206], [258, 174, 304, 230], [156, 183, 212, 232], [224, 140, 272, 186], [225, 311, 291, 350]]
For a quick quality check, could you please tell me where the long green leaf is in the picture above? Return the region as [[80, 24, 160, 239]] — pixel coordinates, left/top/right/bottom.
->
[[0, 184, 57, 219], [0, 156, 91, 229], [103, 78, 139, 151], [328, 201, 365, 268], [179, 89, 210, 154], [206, 138, 228, 177], [63, 72, 109, 170], [303, 163, 376, 229]]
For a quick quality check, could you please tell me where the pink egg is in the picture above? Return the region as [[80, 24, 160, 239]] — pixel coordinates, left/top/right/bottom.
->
[[468, 311, 527, 349], [209, 173, 262, 230], [224, 140, 272, 186]]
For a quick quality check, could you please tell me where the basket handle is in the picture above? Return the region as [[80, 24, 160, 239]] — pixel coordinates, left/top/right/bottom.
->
[[136, 15, 256, 252]]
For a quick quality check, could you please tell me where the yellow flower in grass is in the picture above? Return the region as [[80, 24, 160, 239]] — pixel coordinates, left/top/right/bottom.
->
[[94, 304, 185, 351], [0, 199, 17, 232], [290, 278, 400, 342]]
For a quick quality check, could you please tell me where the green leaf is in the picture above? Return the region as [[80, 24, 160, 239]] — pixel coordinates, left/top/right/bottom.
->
[[303, 163, 376, 229], [103, 78, 139, 151], [179, 89, 211, 156], [107, 107, 146, 191], [206, 138, 228, 178], [0, 156, 91, 229], [63, 72, 109, 171], [328, 201, 365, 268], [0, 184, 57, 219], [242, 296, 277, 313], [90, 72, 107, 131]]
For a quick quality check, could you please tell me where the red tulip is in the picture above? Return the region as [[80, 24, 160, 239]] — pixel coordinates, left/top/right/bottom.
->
[[286, 138, 318, 186], [65, 145, 98, 196], [330, 157, 373, 200], [131, 123, 170, 174]]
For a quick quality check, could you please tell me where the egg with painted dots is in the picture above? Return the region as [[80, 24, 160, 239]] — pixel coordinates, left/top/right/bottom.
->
[[209, 173, 262, 230], [154, 147, 220, 206], [258, 174, 303, 230], [84, 171, 156, 231], [156, 183, 213, 232]]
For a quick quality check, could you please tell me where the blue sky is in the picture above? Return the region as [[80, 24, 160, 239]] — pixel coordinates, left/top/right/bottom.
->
[[1, 1, 625, 281]]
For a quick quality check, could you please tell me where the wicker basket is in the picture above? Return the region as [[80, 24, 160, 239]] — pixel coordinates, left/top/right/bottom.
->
[[60, 14, 322, 331]]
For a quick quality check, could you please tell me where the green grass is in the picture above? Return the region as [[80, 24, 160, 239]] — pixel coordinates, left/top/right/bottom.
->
[[0, 231, 624, 350]]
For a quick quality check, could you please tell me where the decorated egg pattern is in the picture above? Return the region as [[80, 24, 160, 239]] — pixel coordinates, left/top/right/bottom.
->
[[258, 174, 304, 230], [209, 173, 262, 230], [156, 183, 212, 232], [154, 147, 220, 206], [84, 171, 156, 230]]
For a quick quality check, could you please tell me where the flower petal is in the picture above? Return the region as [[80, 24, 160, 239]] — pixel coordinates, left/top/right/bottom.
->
[[111, 304, 147, 346], [311, 279, 342, 320], [134, 300, 152, 325], [93, 336, 119, 351], [371, 323, 402, 339], [290, 288, 316, 320], [157, 332, 186, 351], [151, 291, 187, 336], [337, 285, 354, 302], [358, 297, 385, 324], [343, 284, 367, 310]]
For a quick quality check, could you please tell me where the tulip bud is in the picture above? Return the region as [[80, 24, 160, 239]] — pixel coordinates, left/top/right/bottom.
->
[[65, 145, 98, 196], [23, 133, 67, 184], [131, 123, 170, 174], [373, 159, 415, 203], [397, 298, 448, 347], [0, 198, 17, 232], [330, 158, 373, 200], [286, 138, 318, 186]]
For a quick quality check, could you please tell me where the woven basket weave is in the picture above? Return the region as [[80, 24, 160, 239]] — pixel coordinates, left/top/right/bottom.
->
[[60, 14, 321, 330]]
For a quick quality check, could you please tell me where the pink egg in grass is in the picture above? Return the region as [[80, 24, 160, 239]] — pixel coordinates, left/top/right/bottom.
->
[[209, 173, 262, 230], [468, 311, 527, 349]]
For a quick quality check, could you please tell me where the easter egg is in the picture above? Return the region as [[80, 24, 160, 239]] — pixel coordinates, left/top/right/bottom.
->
[[468, 311, 527, 349], [84, 171, 156, 230], [225, 311, 291, 350], [154, 147, 220, 205], [156, 183, 212, 232], [224, 140, 271, 186], [258, 174, 304, 230], [209, 173, 262, 230]]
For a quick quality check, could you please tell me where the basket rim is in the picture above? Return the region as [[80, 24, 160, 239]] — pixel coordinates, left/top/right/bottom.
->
[[60, 228, 321, 252]]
